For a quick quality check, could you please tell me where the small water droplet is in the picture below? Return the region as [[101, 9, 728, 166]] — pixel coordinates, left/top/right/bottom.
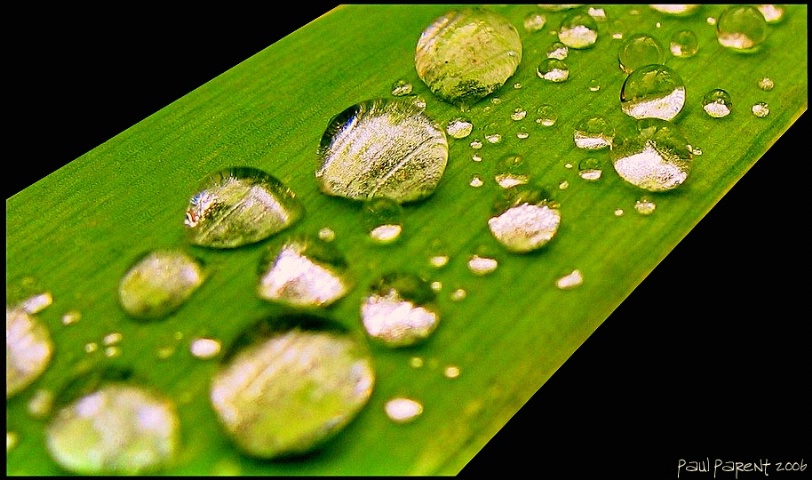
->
[[494, 154, 529, 188], [450, 288, 467, 302], [185, 167, 303, 249], [670, 30, 699, 57], [318, 227, 336, 242], [84, 342, 99, 354], [156, 346, 175, 359], [751, 102, 770, 118], [514, 82, 523, 89], [756, 4, 785, 24], [415, 8, 522, 108], [409, 356, 424, 368], [488, 185, 561, 253], [565, 162, 574, 169], [429, 255, 450, 268], [516, 130, 530, 139], [546, 41, 569, 60], [469, 175, 484, 188], [317, 98, 448, 204], [211, 314, 374, 459], [361, 272, 440, 347], [618, 33, 666, 74], [578, 157, 603, 181], [558, 180, 569, 190], [446, 117, 474, 139], [190, 337, 221, 359], [716, 5, 768, 53], [45, 383, 180, 475], [535, 104, 559, 127], [362, 197, 404, 244], [650, 4, 700, 16], [467, 254, 499, 276], [558, 11, 599, 49], [103, 332, 123, 346], [688, 145, 703, 156], [257, 235, 352, 308], [524, 12, 547, 32], [6, 307, 53, 398], [490, 97, 502, 105], [574, 115, 615, 149], [470, 139, 484, 149], [61, 310, 81, 326], [588, 79, 601, 92], [104, 346, 121, 358], [19, 292, 53, 315], [511, 108, 527, 121], [620, 64, 686, 121], [118, 250, 205, 321], [611, 118, 693, 191], [702, 89, 733, 118], [588, 7, 607, 21], [385, 397, 423, 424], [634, 197, 657, 215], [555, 269, 584, 289], [536, 58, 570, 82], [707, 16, 717, 26], [614, 208, 625, 217], [443, 365, 461, 379], [27, 388, 55, 419], [472, 154, 483, 162], [758, 77, 775, 91], [430, 281, 443, 292], [7, 431, 18, 452], [485, 133, 503, 144], [390, 79, 413, 97]]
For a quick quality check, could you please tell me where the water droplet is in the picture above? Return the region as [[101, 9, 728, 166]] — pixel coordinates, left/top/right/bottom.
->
[[84, 342, 99, 354], [27, 388, 55, 419], [670, 30, 699, 57], [614, 208, 625, 217], [469, 175, 484, 188], [45, 383, 180, 475], [385, 397, 423, 424], [758, 77, 775, 91], [514, 82, 523, 89], [611, 118, 693, 191], [511, 108, 527, 121], [409, 356, 424, 368], [316, 98, 448, 204], [517, 130, 530, 139], [535, 104, 559, 126], [103, 332, 122, 346], [362, 197, 404, 244], [361, 272, 440, 347], [536, 58, 570, 83], [573, 115, 615, 149], [565, 162, 574, 169], [716, 5, 768, 53], [6, 307, 53, 398], [446, 117, 474, 139], [634, 197, 657, 215], [450, 288, 467, 302], [546, 41, 569, 60], [190, 337, 221, 359], [429, 255, 450, 269], [443, 365, 461, 379], [555, 269, 584, 289], [756, 4, 785, 24], [184, 167, 303, 249], [558, 180, 570, 190], [390, 79, 413, 96], [588, 79, 601, 92], [19, 292, 53, 315], [752, 102, 770, 118], [588, 7, 607, 21], [649, 4, 700, 16], [104, 346, 121, 358], [415, 8, 522, 108], [210, 314, 374, 459], [409, 94, 428, 110], [618, 33, 665, 74], [471, 154, 483, 163], [707, 16, 717, 26], [490, 97, 502, 105], [7, 431, 18, 452], [470, 139, 483, 149], [538, 4, 583, 11], [257, 235, 352, 308], [688, 145, 703, 156], [523, 12, 547, 32], [318, 227, 336, 242], [467, 254, 499, 276], [578, 157, 603, 181], [702, 89, 733, 118], [558, 11, 599, 49], [118, 250, 205, 321], [485, 132, 503, 144], [494, 154, 530, 188], [61, 310, 81, 326], [620, 64, 686, 121], [488, 185, 561, 253], [156, 346, 175, 360]]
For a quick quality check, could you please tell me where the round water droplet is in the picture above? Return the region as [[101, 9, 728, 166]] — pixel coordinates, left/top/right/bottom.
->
[[758, 77, 775, 91], [45, 383, 179, 475], [103, 332, 122, 346], [470, 138, 483, 149], [634, 197, 657, 215], [523, 12, 547, 32], [118, 250, 205, 321], [485, 132, 503, 144], [210, 314, 374, 459], [7, 307, 53, 398], [361, 272, 440, 347], [450, 288, 467, 302], [446, 117, 474, 139], [617, 33, 665, 74], [514, 82, 523, 89], [573, 115, 615, 150], [546, 41, 569, 60], [190, 338, 221, 359], [7, 431, 18, 452], [27, 388, 55, 419], [390, 79, 413, 97], [494, 154, 529, 188], [517, 130, 530, 139], [443, 365, 461, 379], [578, 157, 603, 181], [415, 8, 522, 108], [488, 185, 561, 253], [511, 108, 527, 121], [649, 5, 700, 16], [385, 397, 423, 424], [620, 64, 686, 121], [707, 16, 717, 26], [588, 7, 607, 21], [318, 227, 336, 242], [757, 4, 785, 24], [702, 89, 733, 118], [469, 175, 484, 188], [257, 235, 352, 308], [558, 10, 599, 49], [184, 167, 303, 249], [61, 310, 81, 326], [535, 104, 559, 126], [316, 98, 448, 204], [472, 154, 483, 162], [611, 118, 693, 191], [536, 58, 570, 82], [362, 197, 403, 244], [555, 269, 584, 289], [588, 79, 601, 92], [751, 102, 770, 118], [670, 30, 699, 57], [467, 254, 499, 276], [716, 5, 768, 53], [614, 208, 625, 217]]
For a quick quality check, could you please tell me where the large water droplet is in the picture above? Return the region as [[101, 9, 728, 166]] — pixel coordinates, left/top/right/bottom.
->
[[617, 33, 665, 74], [716, 5, 768, 53], [536, 58, 570, 82], [494, 154, 529, 188], [702, 89, 733, 118], [649, 5, 700, 16], [385, 397, 424, 424], [670, 30, 699, 57], [414, 8, 522, 108], [558, 10, 599, 49], [573, 115, 615, 150], [620, 64, 686, 120], [45, 383, 179, 475], [7, 307, 54, 398], [210, 314, 374, 459], [488, 185, 561, 253], [316, 98, 448, 204], [118, 250, 206, 320], [257, 235, 352, 308], [611, 118, 693, 191], [362, 197, 404, 244], [360, 272, 440, 347]]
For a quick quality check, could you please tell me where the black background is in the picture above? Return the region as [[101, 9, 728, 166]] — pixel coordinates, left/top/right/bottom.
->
[[9, 6, 809, 478]]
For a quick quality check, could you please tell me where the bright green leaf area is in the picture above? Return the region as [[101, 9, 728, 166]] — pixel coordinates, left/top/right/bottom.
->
[[6, 4, 808, 476]]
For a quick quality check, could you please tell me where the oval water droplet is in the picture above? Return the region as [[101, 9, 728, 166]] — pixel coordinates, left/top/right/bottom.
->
[[669, 30, 699, 57], [523, 12, 547, 32], [757, 77, 775, 91], [702, 89, 733, 118], [415, 8, 522, 108], [61, 310, 81, 326], [578, 157, 603, 181], [6, 307, 54, 398], [190, 337, 222, 360], [446, 117, 474, 139], [756, 4, 785, 24], [385, 397, 423, 424], [488, 185, 562, 253], [634, 197, 657, 215], [257, 235, 352, 308], [546, 41, 569, 60], [390, 79, 413, 97], [362, 197, 404, 244], [649, 4, 700, 16], [210, 314, 374, 459], [588, 79, 601, 92], [443, 365, 461, 379], [118, 250, 206, 321], [617, 33, 665, 74], [469, 174, 484, 188], [316, 98, 448, 204], [360, 272, 440, 347], [467, 254, 499, 276], [470, 138, 484, 149], [555, 269, 584, 289], [535, 104, 559, 126], [511, 108, 527, 121], [716, 5, 768, 53], [494, 154, 529, 188], [573, 115, 615, 150], [536, 58, 570, 83], [318, 227, 336, 242], [611, 118, 693, 191], [558, 10, 599, 49], [450, 288, 467, 302], [620, 64, 686, 120], [184, 167, 303, 249], [751, 102, 770, 118]]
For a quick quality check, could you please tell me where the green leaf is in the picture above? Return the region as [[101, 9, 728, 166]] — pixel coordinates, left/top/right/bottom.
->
[[7, 4, 808, 476]]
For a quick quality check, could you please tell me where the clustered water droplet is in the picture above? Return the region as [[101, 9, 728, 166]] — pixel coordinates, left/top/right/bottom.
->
[[620, 64, 686, 121], [536, 58, 570, 83], [546, 41, 569, 60], [611, 118, 693, 191], [488, 185, 562, 253], [360, 272, 440, 347], [573, 115, 615, 149]]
